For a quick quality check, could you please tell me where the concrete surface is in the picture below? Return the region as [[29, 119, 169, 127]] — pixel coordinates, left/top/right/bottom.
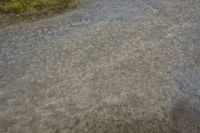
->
[[0, 0, 200, 132]]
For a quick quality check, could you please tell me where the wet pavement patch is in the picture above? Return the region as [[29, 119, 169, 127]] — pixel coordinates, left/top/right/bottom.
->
[[171, 63, 200, 132]]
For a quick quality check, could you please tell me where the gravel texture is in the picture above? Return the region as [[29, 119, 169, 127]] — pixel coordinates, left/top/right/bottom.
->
[[0, 0, 200, 132]]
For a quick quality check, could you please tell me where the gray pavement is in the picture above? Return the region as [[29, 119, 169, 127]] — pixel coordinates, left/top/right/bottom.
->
[[0, 0, 200, 132]]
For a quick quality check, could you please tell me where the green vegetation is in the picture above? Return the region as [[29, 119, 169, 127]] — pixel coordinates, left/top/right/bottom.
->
[[0, 0, 77, 14]]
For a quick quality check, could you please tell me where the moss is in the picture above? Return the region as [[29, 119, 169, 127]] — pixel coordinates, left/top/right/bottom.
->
[[0, 0, 78, 14]]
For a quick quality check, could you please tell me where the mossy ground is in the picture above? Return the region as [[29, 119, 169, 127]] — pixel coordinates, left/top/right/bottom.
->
[[0, 0, 78, 15]]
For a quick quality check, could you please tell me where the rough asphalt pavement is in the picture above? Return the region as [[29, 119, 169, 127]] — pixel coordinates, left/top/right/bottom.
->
[[0, 0, 200, 132]]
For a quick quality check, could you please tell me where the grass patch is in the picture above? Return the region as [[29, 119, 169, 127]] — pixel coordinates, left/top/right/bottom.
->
[[0, 0, 78, 15]]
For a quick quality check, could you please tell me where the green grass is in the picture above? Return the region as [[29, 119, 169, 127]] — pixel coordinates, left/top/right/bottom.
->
[[0, 0, 78, 14]]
